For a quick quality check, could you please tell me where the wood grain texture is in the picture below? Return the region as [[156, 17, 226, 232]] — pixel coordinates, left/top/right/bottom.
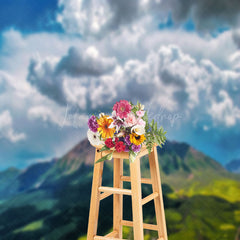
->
[[129, 156, 144, 240], [113, 158, 123, 238], [87, 150, 104, 240], [149, 146, 168, 240], [87, 144, 168, 240]]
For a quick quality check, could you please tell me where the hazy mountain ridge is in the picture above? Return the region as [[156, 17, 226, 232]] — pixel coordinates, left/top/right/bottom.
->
[[0, 139, 239, 240], [0, 161, 55, 200]]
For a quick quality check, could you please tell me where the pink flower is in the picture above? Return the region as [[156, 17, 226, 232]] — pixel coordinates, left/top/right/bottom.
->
[[136, 110, 145, 117], [125, 112, 137, 127], [137, 118, 146, 127], [113, 100, 132, 119]]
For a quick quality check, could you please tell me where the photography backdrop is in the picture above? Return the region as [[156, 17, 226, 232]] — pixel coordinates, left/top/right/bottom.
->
[[0, 1, 240, 240]]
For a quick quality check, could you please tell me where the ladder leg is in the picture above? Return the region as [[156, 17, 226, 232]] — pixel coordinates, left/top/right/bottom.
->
[[113, 158, 123, 238], [130, 157, 144, 240], [149, 146, 168, 240], [87, 150, 104, 240]]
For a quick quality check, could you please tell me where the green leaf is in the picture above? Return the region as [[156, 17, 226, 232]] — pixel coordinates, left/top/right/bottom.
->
[[151, 119, 154, 127], [106, 152, 113, 160], [129, 151, 138, 163], [99, 145, 110, 152], [95, 152, 113, 164]]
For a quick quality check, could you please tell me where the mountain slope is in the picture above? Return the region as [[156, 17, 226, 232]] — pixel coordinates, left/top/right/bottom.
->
[[0, 161, 55, 200], [0, 167, 20, 196], [146, 141, 240, 202], [0, 139, 239, 240]]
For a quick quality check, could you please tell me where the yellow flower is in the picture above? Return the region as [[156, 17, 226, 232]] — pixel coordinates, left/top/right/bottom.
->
[[97, 115, 115, 139], [129, 132, 146, 145]]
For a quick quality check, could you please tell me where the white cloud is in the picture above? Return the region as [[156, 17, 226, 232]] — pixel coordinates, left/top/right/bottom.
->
[[0, 3, 240, 167], [57, 0, 112, 36], [28, 105, 89, 128], [56, 46, 116, 77], [23, 40, 240, 128], [208, 90, 240, 127], [229, 51, 240, 71], [0, 110, 26, 142], [57, 0, 142, 36], [27, 45, 117, 108], [233, 29, 240, 48], [161, 0, 240, 32], [28, 106, 63, 127], [56, 0, 240, 38]]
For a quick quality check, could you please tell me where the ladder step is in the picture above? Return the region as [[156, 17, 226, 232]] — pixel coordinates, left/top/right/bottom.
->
[[94, 236, 126, 240], [120, 176, 152, 184], [142, 192, 159, 205], [100, 192, 112, 200], [121, 220, 158, 231], [105, 230, 118, 237], [99, 186, 132, 195]]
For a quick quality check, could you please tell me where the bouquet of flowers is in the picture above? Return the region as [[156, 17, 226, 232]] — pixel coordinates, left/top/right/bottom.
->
[[87, 100, 166, 163]]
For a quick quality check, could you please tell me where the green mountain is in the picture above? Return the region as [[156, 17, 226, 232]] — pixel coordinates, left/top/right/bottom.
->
[[0, 161, 55, 200], [0, 167, 20, 199], [156, 141, 240, 203], [0, 139, 239, 240]]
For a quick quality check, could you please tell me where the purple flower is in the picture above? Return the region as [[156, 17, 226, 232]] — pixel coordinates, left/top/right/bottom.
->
[[124, 145, 130, 152], [124, 135, 131, 146], [88, 115, 99, 132], [131, 144, 141, 152]]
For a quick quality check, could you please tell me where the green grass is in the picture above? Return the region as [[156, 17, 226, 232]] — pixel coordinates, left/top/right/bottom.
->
[[220, 224, 236, 231], [78, 235, 87, 240], [165, 209, 182, 223], [14, 220, 43, 233], [183, 178, 240, 202], [234, 210, 240, 222]]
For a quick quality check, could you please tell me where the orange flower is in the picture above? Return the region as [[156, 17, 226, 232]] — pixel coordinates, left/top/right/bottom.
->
[[97, 115, 115, 139]]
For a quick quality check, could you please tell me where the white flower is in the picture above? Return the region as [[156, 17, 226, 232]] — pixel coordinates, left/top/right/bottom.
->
[[139, 104, 144, 110], [108, 110, 123, 132], [112, 110, 117, 118], [99, 112, 105, 118], [131, 125, 145, 135], [137, 118, 146, 127], [87, 129, 102, 146]]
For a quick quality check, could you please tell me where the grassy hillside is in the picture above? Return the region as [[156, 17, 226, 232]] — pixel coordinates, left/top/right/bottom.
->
[[0, 139, 239, 240]]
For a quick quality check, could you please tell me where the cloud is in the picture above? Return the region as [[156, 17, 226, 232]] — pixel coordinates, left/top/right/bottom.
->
[[57, 0, 141, 36], [0, 110, 26, 142], [0, 75, 7, 94], [106, 0, 141, 30], [56, 46, 116, 76], [208, 90, 240, 127], [27, 105, 89, 128], [56, 0, 240, 37], [161, 0, 240, 32], [27, 46, 117, 108], [232, 29, 240, 48], [27, 57, 67, 105], [1, 5, 240, 167], [25, 41, 240, 130], [57, 0, 110, 36], [229, 51, 240, 71], [28, 105, 64, 127]]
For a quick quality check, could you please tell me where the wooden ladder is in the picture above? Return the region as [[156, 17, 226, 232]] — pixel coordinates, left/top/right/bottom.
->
[[87, 144, 168, 240]]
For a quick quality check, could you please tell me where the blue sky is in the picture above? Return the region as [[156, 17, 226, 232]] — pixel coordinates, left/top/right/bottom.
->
[[0, 0, 240, 170]]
